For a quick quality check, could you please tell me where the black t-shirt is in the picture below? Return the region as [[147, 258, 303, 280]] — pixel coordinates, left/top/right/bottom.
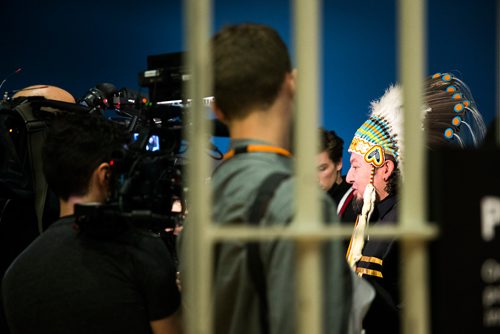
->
[[2, 216, 180, 334]]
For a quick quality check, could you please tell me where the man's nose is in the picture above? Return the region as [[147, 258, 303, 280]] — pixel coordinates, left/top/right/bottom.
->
[[346, 168, 354, 184]]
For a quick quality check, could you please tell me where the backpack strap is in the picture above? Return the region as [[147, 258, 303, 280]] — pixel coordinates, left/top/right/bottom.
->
[[14, 102, 49, 234], [246, 172, 290, 334]]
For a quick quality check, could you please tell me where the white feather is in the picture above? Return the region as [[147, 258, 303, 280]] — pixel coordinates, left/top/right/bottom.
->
[[347, 183, 377, 268], [370, 85, 404, 177]]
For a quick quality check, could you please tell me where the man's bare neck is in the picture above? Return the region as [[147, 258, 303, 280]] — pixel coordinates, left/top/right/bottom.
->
[[227, 100, 291, 149]]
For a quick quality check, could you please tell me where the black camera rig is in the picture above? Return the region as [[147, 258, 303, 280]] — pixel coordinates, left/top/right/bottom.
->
[[74, 93, 189, 237]]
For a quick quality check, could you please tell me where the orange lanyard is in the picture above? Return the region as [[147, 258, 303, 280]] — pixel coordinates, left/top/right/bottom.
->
[[223, 144, 292, 160]]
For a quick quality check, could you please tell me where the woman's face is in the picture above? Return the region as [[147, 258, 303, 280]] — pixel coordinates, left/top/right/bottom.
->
[[317, 151, 342, 191]]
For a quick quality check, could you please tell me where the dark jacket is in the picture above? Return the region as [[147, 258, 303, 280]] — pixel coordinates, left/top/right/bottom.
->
[[356, 194, 401, 334]]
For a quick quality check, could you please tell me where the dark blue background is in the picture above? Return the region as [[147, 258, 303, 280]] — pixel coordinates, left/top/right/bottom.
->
[[0, 0, 496, 172]]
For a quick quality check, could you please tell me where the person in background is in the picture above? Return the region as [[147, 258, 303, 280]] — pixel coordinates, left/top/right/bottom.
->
[[0, 84, 78, 334], [317, 127, 356, 222], [12, 84, 76, 103]]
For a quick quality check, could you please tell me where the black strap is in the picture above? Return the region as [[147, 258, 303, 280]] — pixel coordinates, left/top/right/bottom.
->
[[15, 102, 49, 234], [246, 172, 290, 334]]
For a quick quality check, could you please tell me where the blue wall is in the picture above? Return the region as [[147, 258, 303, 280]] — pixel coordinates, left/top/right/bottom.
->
[[1, 0, 496, 172]]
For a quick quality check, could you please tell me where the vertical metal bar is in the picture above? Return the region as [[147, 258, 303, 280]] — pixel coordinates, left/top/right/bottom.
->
[[293, 0, 322, 333], [293, 0, 321, 226], [399, 0, 426, 227], [183, 0, 213, 333], [398, 0, 430, 333]]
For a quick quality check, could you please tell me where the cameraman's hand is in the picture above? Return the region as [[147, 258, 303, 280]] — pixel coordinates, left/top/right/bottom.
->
[[165, 225, 183, 236]]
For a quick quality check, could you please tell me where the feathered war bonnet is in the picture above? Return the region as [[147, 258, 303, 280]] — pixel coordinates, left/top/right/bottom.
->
[[348, 72, 486, 170], [423, 72, 486, 149], [346, 72, 487, 268]]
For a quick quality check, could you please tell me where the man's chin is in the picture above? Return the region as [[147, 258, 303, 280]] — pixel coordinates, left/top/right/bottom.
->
[[352, 198, 363, 215]]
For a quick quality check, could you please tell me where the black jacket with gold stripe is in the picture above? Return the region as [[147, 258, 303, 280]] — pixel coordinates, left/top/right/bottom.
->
[[356, 194, 401, 334]]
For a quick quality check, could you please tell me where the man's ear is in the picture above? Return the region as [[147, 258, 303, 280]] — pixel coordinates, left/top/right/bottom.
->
[[382, 159, 395, 180], [96, 162, 110, 187]]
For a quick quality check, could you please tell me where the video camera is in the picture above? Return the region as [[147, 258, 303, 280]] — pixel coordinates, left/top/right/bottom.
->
[[74, 101, 187, 238], [74, 53, 193, 237], [74, 51, 228, 239]]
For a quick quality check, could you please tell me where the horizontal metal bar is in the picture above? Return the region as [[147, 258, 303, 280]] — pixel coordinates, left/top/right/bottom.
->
[[205, 223, 439, 242]]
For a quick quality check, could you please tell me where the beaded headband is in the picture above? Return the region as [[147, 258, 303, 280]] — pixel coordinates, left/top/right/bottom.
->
[[348, 85, 403, 171]]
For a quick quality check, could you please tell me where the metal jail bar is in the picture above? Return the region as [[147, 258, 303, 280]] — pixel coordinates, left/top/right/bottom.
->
[[183, 0, 213, 333], [292, 0, 323, 333], [398, 1, 432, 334], [182, 1, 436, 334]]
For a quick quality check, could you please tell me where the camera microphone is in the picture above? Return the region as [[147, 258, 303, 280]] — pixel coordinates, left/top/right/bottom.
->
[[0, 67, 22, 92], [96, 83, 118, 97]]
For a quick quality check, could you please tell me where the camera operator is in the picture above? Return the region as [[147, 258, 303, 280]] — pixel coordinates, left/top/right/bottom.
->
[[2, 112, 182, 334]]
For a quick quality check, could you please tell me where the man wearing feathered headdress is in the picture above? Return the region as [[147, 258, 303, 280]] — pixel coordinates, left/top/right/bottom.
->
[[346, 84, 402, 334], [345, 72, 487, 333]]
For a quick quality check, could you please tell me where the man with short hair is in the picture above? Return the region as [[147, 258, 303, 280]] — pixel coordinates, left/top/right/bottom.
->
[[2, 112, 182, 334], [210, 23, 373, 334]]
